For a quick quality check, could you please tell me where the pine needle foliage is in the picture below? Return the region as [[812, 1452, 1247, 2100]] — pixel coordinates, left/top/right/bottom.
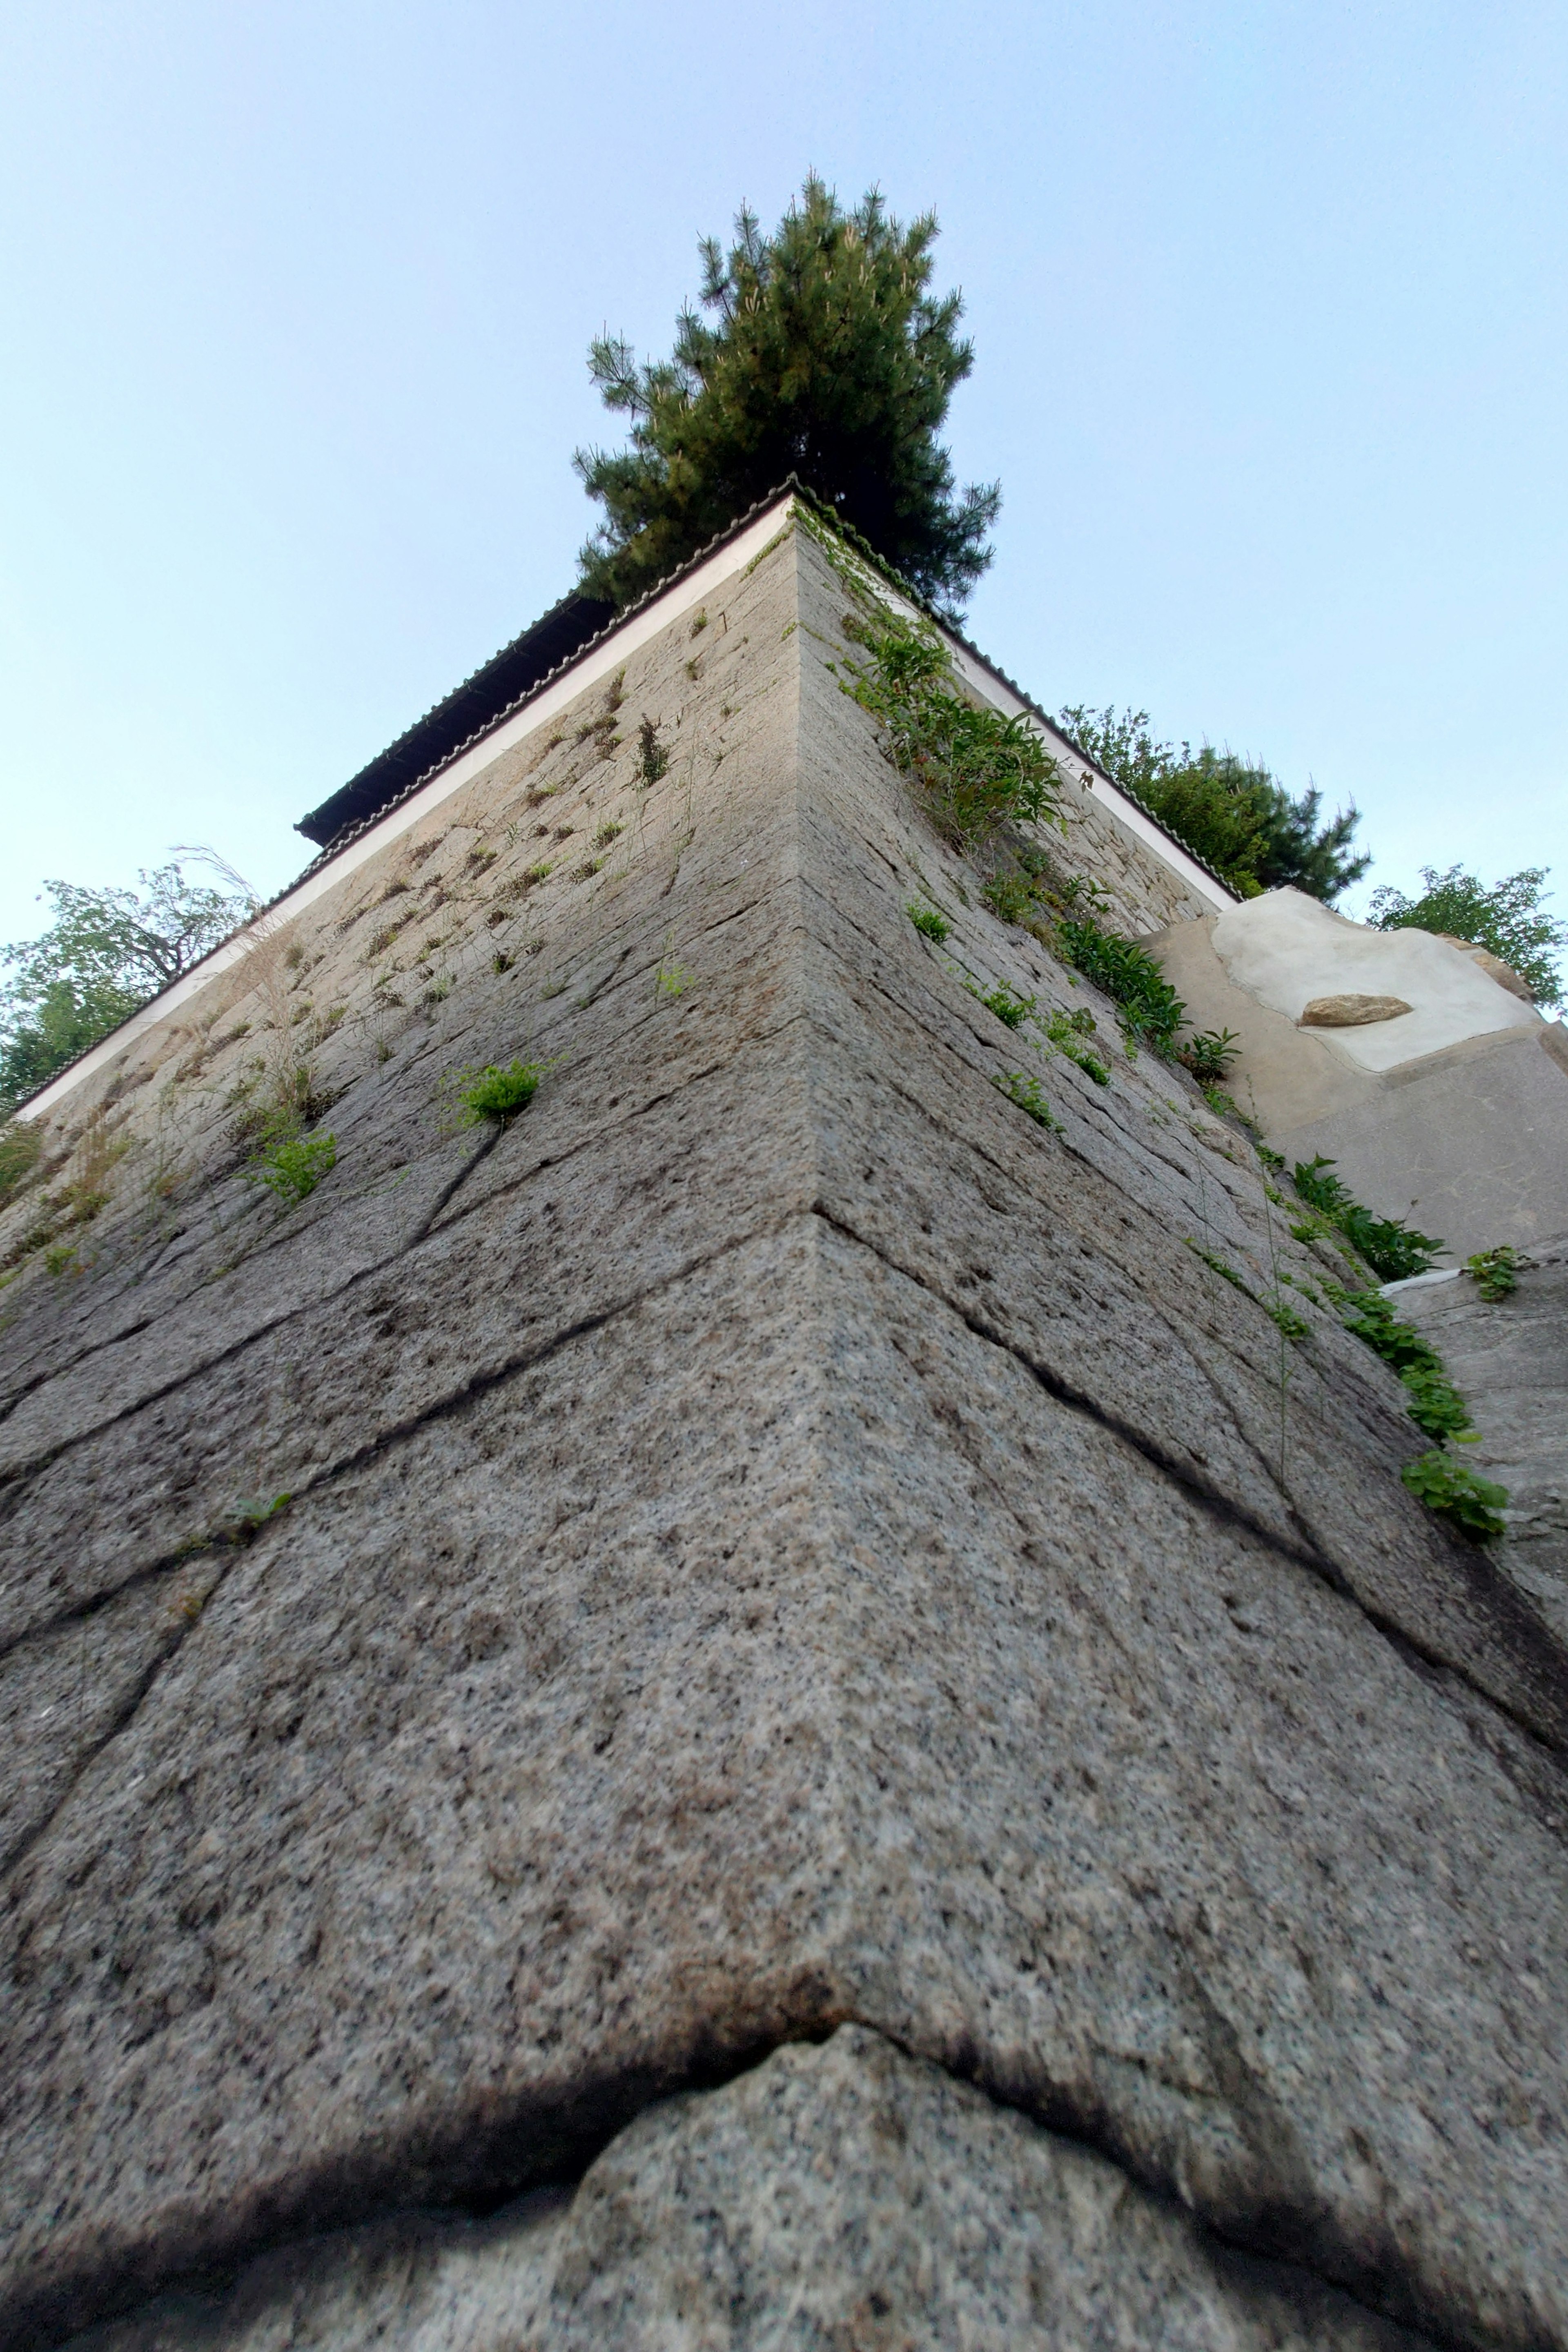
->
[[1060, 706, 1368, 904], [575, 178, 1000, 615]]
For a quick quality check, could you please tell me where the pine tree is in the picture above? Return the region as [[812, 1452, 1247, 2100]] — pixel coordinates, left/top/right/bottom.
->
[[1059, 706, 1369, 902], [575, 178, 999, 616]]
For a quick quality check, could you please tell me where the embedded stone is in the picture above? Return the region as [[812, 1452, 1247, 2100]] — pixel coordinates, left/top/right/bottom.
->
[[1299, 993, 1413, 1026]]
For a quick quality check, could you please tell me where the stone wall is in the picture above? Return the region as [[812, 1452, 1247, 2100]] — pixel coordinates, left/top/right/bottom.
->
[[1035, 755, 1227, 936], [2, 515, 1565, 2352]]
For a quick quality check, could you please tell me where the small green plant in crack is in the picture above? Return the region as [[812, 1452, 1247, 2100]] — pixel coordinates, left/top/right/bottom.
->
[[689, 608, 708, 637], [1467, 1245, 1520, 1302], [971, 981, 1033, 1030], [44, 1243, 79, 1277], [0, 1120, 43, 1207], [1187, 1239, 1249, 1292], [1292, 1156, 1442, 1282], [523, 862, 554, 888], [1400, 1452, 1508, 1544], [1058, 920, 1186, 1057], [225, 1492, 293, 1546], [637, 716, 670, 787], [906, 902, 950, 944], [1038, 1007, 1110, 1085], [245, 1130, 338, 1205], [1262, 1296, 1311, 1341], [450, 1059, 555, 1125], [595, 819, 625, 848], [654, 935, 694, 1000], [981, 870, 1038, 926], [1330, 1282, 1487, 1444], [1399, 1365, 1481, 1445], [1178, 1027, 1242, 1086], [842, 608, 1064, 848], [993, 1072, 1061, 1131]]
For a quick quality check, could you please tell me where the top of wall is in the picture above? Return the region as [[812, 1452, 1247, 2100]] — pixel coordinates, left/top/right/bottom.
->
[[295, 588, 615, 848], [18, 489, 1234, 1120]]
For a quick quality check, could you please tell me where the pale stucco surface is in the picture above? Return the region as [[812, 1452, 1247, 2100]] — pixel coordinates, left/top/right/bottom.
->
[[1149, 910, 1568, 1258], [2, 516, 1565, 2352], [1210, 891, 1541, 1075]]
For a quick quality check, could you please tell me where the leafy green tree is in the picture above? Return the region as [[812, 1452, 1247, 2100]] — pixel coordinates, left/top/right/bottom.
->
[[575, 176, 1000, 615], [1, 859, 250, 1110], [1368, 866, 1565, 1007], [1059, 706, 1369, 902]]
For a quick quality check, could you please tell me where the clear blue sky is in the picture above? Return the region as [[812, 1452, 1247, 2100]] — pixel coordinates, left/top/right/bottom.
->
[[2, 0, 1563, 947]]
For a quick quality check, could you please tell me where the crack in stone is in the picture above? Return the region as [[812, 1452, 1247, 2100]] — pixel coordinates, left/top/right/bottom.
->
[[0, 886, 795, 1468], [9, 2016, 1466, 2352], [0, 1214, 811, 1881], [811, 1200, 1567, 1759]]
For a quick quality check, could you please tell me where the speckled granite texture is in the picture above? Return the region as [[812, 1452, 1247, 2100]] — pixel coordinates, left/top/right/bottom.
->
[[1392, 1240, 1568, 1644], [69, 2030, 1430, 2352], [3, 517, 1566, 2351]]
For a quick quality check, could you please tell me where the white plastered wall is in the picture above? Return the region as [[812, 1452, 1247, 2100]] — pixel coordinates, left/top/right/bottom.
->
[[1211, 889, 1543, 1074]]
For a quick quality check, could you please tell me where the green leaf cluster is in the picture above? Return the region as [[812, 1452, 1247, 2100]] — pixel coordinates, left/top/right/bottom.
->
[[1334, 1287, 1478, 1444], [905, 902, 950, 944], [992, 1072, 1061, 1131], [453, 1060, 549, 1123], [576, 177, 999, 615], [0, 1120, 43, 1208], [1177, 1027, 1241, 1086], [1400, 1452, 1509, 1544], [1060, 706, 1368, 904], [244, 1130, 336, 1206], [845, 610, 1062, 847], [973, 983, 1033, 1030], [1368, 865, 1565, 1008], [1039, 1008, 1110, 1086], [1466, 1245, 1519, 1302], [1056, 921, 1186, 1056], [1292, 1156, 1442, 1283]]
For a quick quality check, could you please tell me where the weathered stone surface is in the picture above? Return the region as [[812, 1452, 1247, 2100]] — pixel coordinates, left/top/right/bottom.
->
[[70, 2030, 1430, 2351], [2, 512, 1566, 2352], [1392, 1238, 1568, 1643], [1299, 995, 1413, 1027]]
